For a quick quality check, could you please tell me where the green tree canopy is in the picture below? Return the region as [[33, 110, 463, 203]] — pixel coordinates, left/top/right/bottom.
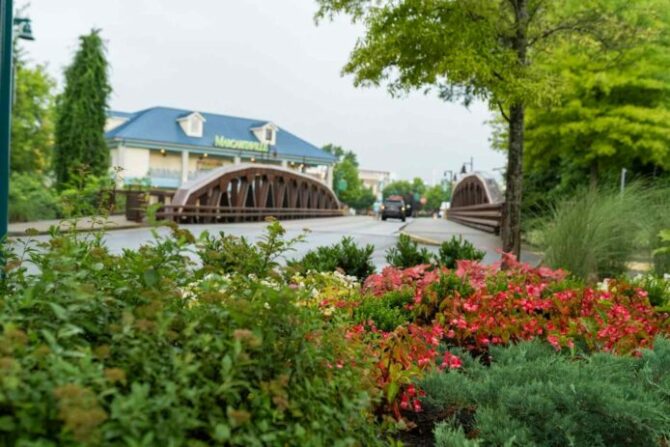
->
[[54, 29, 111, 187], [382, 180, 412, 199], [325, 143, 375, 210], [425, 183, 452, 212], [383, 177, 425, 199], [11, 49, 55, 174], [316, 0, 657, 256], [524, 17, 670, 186]]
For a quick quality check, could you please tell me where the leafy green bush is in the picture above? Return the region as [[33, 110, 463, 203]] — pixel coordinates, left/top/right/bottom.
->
[[654, 228, 670, 274], [198, 219, 306, 279], [289, 236, 375, 280], [0, 224, 381, 446], [541, 186, 648, 281], [8, 172, 60, 222], [386, 234, 433, 268], [421, 340, 670, 447], [631, 273, 670, 310], [354, 288, 414, 331], [435, 236, 485, 268], [58, 170, 118, 218]]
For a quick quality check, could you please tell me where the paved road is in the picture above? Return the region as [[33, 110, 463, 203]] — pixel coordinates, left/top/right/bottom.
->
[[10, 216, 539, 269]]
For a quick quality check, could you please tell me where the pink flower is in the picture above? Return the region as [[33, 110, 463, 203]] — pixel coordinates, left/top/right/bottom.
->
[[441, 352, 462, 369], [547, 335, 560, 350], [463, 302, 479, 312]]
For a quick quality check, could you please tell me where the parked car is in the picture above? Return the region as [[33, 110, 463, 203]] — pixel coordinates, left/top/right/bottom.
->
[[381, 196, 406, 222]]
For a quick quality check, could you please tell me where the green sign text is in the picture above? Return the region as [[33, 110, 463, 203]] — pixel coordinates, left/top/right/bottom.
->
[[213, 135, 269, 152]]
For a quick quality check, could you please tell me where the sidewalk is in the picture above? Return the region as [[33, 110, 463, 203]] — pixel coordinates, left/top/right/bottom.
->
[[402, 217, 542, 266], [7, 214, 145, 237]]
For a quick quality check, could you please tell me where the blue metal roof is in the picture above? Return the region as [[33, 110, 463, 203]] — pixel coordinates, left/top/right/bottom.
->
[[105, 106, 337, 164], [107, 110, 136, 119]]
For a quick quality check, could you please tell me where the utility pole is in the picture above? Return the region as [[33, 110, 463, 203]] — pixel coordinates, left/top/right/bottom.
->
[[0, 0, 13, 250]]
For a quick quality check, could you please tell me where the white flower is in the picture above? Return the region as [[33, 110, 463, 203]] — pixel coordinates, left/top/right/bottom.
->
[[597, 278, 611, 292]]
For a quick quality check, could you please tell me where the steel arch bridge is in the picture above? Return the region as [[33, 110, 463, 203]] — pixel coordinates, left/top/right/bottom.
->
[[447, 173, 504, 234], [158, 163, 342, 223]]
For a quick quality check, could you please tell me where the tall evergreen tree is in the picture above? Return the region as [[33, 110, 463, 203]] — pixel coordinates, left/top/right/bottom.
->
[[54, 29, 111, 187]]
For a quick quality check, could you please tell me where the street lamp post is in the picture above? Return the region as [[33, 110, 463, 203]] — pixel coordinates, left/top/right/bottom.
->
[[0, 0, 14, 248], [460, 157, 474, 175]]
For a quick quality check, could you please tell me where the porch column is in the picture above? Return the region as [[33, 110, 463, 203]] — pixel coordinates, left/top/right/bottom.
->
[[326, 164, 334, 189], [116, 145, 127, 187], [181, 150, 189, 185], [281, 160, 288, 168], [234, 155, 241, 165]]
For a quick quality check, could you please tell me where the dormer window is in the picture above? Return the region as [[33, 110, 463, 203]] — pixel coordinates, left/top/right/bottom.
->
[[252, 122, 278, 146], [190, 119, 202, 136], [178, 112, 206, 138]]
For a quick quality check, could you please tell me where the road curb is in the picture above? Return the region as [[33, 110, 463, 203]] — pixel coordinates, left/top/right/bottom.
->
[[8, 223, 148, 237], [397, 222, 410, 232], [399, 231, 442, 246]]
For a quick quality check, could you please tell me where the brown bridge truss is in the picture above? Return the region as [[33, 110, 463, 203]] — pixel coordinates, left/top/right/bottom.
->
[[448, 173, 504, 234], [157, 163, 342, 223]]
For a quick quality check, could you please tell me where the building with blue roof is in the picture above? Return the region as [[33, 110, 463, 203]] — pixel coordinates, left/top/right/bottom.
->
[[105, 106, 337, 189]]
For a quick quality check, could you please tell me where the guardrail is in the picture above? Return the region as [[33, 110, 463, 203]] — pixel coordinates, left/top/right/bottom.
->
[[447, 203, 503, 234], [117, 189, 176, 222], [155, 205, 345, 223]]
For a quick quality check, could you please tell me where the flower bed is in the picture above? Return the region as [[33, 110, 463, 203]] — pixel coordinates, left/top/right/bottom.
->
[[351, 255, 669, 417], [2, 222, 669, 445]]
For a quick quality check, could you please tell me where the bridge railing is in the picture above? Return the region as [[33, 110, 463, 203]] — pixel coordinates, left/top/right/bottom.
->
[[156, 204, 345, 223], [447, 203, 503, 234]]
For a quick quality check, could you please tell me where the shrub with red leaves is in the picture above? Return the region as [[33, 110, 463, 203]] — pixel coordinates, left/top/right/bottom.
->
[[364, 256, 668, 356]]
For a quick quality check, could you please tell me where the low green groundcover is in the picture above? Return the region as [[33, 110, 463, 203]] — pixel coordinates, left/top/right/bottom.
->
[[422, 340, 670, 447]]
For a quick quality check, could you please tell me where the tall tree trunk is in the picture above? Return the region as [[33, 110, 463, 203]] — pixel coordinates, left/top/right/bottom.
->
[[502, 103, 524, 258], [501, 0, 528, 260]]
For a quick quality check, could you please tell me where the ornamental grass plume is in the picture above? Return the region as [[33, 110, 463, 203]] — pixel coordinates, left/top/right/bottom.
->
[[541, 183, 667, 281]]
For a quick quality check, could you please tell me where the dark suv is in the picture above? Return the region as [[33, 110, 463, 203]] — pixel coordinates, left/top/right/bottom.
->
[[381, 197, 406, 222]]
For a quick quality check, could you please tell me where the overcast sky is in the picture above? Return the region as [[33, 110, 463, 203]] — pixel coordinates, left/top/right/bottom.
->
[[20, 0, 505, 184]]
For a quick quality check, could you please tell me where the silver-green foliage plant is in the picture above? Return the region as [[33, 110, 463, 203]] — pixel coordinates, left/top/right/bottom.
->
[[423, 340, 670, 447]]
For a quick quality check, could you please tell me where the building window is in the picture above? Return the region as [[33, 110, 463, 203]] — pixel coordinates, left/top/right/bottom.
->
[[191, 119, 202, 137], [265, 127, 274, 143]]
